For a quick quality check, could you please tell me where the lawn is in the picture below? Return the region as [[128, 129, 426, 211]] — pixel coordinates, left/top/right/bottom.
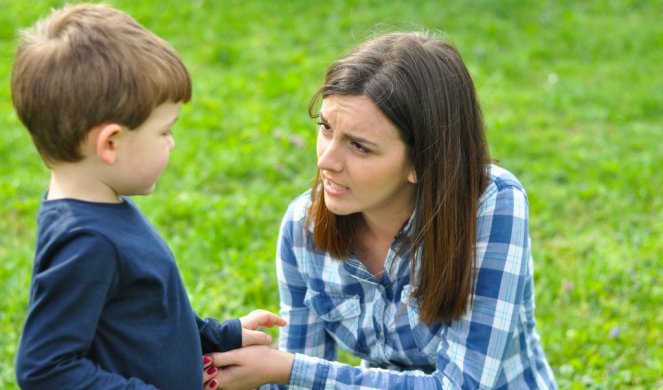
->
[[1, 0, 661, 388]]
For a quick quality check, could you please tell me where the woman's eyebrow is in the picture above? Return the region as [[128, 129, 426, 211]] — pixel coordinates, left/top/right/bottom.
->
[[347, 133, 378, 148], [318, 112, 378, 148]]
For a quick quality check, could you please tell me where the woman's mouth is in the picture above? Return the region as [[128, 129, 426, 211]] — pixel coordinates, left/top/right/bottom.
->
[[323, 176, 350, 195]]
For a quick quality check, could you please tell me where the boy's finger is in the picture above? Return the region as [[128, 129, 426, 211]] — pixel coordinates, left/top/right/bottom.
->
[[263, 314, 287, 327], [242, 329, 272, 346], [257, 314, 287, 328]]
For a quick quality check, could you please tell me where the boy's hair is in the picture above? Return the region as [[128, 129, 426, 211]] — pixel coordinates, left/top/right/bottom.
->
[[11, 3, 192, 166]]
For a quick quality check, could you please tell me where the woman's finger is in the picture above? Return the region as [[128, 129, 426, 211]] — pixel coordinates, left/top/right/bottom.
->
[[203, 363, 219, 383], [209, 351, 234, 368]]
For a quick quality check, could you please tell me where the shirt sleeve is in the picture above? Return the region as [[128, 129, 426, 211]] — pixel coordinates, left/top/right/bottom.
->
[[268, 208, 339, 390], [197, 316, 242, 353], [15, 233, 157, 389], [276, 214, 339, 360], [278, 184, 532, 389], [434, 182, 531, 387]]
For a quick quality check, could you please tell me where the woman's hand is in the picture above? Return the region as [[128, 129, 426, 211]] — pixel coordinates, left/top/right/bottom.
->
[[204, 346, 294, 389], [203, 354, 220, 389]]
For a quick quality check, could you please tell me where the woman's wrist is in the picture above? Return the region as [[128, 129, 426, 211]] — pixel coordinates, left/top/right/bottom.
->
[[269, 349, 295, 384]]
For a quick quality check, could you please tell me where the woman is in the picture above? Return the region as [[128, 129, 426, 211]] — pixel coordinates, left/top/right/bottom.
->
[[206, 31, 556, 389]]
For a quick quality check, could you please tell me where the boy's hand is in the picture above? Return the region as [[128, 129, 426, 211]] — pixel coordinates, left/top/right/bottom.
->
[[239, 309, 286, 347]]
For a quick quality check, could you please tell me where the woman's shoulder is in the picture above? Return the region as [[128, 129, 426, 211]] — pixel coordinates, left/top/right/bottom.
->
[[285, 189, 311, 216], [487, 164, 525, 190], [278, 190, 314, 250], [480, 164, 527, 200], [477, 164, 529, 216]]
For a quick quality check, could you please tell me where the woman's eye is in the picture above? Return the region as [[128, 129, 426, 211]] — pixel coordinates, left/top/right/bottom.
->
[[351, 141, 369, 154], [317, 122, 331, 133]]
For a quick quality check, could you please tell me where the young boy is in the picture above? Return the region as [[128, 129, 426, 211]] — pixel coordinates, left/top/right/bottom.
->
[[12, 4, 284, 389]]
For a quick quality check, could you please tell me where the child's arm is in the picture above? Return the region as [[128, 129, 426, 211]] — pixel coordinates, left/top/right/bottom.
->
[[197, 309, 286, 353], [15, 234, 157, 389], [201, 310, 286, 389], [197, 316, 243, 353]]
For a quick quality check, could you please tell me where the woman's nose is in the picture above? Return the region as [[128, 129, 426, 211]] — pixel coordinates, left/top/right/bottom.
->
[[317, 138, 342, 172]]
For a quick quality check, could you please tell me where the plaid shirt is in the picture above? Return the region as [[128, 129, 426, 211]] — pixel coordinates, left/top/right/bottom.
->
[[273, 165, 556, 389]]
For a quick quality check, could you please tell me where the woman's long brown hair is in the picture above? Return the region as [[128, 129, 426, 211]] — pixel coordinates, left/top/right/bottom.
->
[[306, 32, 489, 325]]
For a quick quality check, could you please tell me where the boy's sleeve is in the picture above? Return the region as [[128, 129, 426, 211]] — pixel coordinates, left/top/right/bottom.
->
[[197, 316, 242, 353], [15, 233, 157, 389]]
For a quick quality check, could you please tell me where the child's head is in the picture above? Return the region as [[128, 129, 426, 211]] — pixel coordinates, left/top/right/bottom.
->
[[11, 3, 191, 167]]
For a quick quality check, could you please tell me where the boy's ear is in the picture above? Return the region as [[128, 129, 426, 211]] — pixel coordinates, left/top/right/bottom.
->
[[92, 123, 123, 164]]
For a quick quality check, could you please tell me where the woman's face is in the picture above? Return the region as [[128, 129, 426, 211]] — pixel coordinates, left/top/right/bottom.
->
[[316, 95, 416, 220]]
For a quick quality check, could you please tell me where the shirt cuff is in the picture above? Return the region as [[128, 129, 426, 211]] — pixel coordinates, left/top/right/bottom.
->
[[198, 317, 242, 353], [288, 353, 331, 390]]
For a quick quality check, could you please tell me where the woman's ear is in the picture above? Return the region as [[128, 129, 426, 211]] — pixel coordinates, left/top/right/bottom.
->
[[92, 123, 123, 165], [407, 168, 418, 184]]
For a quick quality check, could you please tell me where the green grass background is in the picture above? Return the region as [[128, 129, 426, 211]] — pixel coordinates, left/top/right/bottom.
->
[[1, 0, 661, 388]]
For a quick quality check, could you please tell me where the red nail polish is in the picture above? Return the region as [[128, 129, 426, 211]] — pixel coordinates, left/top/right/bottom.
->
[[203, 356, 211, 365], [207, 366, 217, 375], [209, 379, 218, 388]]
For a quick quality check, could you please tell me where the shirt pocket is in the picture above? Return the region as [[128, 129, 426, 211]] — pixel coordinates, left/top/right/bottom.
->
[[304, 290, 368, 354], [401, 285, 442, 358]]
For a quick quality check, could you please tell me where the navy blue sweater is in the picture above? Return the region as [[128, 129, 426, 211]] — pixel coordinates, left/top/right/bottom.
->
[[16, 197, 241, 389]]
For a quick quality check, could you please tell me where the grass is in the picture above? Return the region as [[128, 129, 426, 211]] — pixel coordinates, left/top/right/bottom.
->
[[1, 0, 661, 388]]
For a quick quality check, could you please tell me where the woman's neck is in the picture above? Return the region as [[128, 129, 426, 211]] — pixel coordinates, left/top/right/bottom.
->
[[354, 208, 412, 278]]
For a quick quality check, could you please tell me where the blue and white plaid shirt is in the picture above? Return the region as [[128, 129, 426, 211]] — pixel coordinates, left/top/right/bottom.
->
[[273, 165, 556, 389]]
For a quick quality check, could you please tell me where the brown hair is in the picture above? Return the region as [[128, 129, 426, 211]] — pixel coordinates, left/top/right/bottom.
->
[[11, 3, 191, 166], [307, 32, 490, 324]]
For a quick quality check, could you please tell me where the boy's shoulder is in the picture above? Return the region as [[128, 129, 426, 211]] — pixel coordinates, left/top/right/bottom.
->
[[34, 196, 170, 273], [37, 196, 143, 240]]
